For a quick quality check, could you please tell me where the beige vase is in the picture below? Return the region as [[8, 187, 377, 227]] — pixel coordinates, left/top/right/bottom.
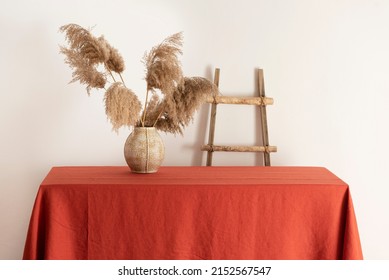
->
[[124, 127, 165, 173]]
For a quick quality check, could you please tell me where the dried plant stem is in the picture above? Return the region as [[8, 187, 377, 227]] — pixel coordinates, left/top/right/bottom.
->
[[108, 70, 116, 82], [152, 104, 166, 127], [141, 88, 150, 127], [118, 73, 126, 87], [104, 62, 117, 82]]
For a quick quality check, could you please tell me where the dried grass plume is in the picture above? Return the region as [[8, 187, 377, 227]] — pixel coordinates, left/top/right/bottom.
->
[[147, 77, 218, 135], [143, 32, 184, 95], [104, 83, 141, 132], [60, 24, 217, 135]]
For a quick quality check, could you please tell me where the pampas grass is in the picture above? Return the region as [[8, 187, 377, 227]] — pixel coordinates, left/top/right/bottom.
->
[[60, 24, 217, 134], [104, 83, 141, 131], [147, 77, 218, 135], [143, 32, 183, 95], [60, 47, 107, 93]]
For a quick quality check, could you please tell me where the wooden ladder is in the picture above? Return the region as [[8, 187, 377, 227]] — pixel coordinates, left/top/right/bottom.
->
[[201, 68, 277, 166]]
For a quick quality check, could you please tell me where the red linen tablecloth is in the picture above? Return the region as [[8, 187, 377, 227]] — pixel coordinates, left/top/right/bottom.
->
[[23, 166, 363, 260]]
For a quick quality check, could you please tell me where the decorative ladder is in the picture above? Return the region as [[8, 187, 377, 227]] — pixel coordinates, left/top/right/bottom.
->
[[201, 68, 277, 166]]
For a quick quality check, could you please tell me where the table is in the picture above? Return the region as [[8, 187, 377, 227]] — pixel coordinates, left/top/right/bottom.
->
[[23, 166, 363, 260]]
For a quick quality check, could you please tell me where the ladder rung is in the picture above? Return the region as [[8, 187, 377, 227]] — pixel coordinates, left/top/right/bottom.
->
[[201, 145, 277, 153], [205, 96, 274, 105]]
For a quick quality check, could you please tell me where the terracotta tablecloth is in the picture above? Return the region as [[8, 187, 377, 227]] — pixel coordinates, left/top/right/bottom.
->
[[23, 166, 363, 260]]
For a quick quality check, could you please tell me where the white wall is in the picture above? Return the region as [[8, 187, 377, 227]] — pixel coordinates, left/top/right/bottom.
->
[[1, 0, 388, 259]]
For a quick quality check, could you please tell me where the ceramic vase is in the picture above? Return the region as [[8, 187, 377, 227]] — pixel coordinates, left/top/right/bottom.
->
[[124, 127, 164, 173]]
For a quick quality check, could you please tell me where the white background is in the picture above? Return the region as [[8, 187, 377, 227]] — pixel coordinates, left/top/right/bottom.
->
[[1, 0, 388, 259]]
